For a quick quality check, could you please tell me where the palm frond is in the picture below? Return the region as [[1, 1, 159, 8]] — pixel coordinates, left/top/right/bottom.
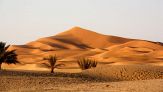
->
[[4, 50, 19, 64], [44, 55, 57, 65], [0, 42, 6, 58], [91, 59, 98, 68], [5, 45, 10, 51], [0, 42, 18, 65]]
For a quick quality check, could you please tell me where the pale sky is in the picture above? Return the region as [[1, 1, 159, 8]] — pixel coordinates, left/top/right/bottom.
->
[[0, 0, 163, 45]]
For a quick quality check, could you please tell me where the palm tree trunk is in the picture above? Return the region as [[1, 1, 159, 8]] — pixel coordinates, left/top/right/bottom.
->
[[51, 67, 54, 73]]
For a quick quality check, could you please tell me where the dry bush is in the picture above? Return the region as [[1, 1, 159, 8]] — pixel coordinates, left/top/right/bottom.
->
[[77, 58, 98, 70], [91, 60, 98, 68]]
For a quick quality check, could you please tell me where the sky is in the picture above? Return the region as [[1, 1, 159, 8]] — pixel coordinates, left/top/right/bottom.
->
[[0, 0, 163, 45]]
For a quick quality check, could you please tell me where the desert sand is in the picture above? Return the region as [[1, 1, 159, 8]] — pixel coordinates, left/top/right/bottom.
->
[[1, 27, 163, 92], [0, 65, 163, 92]]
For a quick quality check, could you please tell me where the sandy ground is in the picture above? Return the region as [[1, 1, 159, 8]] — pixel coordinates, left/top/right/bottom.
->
[[83, 65, 163, 81], [0, 76, 163, 92], [0, 65, 163, 92]]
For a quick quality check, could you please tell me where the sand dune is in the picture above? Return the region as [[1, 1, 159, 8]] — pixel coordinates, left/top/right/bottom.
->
[[106, 40, 163, 50], [57, 27, 133, 48], [91, 40, 163, 64], [5, 27, 163, 70]]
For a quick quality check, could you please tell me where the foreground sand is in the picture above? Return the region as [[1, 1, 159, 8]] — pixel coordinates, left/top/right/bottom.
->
[[83, 65, 163, 81], [0, 65, 163, 92], [0, 77, 163, 92]]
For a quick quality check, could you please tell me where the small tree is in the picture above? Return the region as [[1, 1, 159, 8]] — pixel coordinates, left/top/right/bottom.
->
[[0, 42, 19, 70], [77, 58, 98, 70], [43, 55, 64, 73]]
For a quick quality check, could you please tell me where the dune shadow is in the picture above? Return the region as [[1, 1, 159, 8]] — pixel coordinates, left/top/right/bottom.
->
[[37, 41, 69, 49], [54, 37, 93, 49]]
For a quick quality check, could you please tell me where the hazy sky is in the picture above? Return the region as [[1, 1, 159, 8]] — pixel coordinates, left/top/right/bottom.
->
[[0, 0, 163, 45]]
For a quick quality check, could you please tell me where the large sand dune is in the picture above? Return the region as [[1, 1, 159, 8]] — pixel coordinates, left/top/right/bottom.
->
[[3, 27, 163, 70]]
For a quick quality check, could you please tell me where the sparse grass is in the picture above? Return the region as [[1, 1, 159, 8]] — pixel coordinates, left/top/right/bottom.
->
[[77, 58, 98, 70]]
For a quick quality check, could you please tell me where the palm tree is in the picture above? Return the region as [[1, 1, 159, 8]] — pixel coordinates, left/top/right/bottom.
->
[[0, 42, 19, 70], [43, 55, 64, 73]]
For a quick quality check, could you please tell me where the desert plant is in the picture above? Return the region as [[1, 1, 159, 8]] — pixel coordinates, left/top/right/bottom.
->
[[0, 42, 19, 70], [43, 55, 64, 73], [91, 59, 98, 68], [77, 58, 98, 70]]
